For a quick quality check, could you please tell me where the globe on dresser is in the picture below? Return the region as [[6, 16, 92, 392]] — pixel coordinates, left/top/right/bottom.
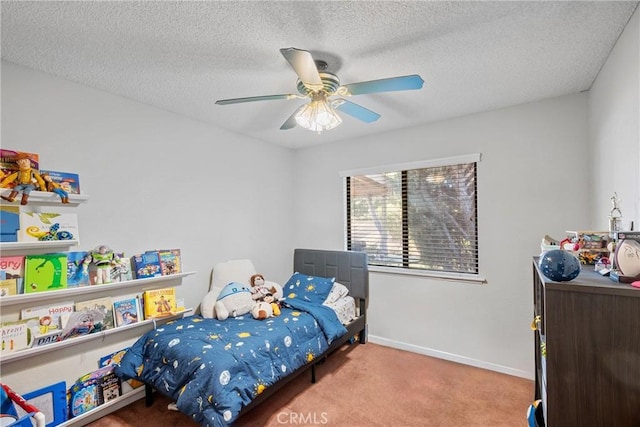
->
[[539, 249, 581, 282]]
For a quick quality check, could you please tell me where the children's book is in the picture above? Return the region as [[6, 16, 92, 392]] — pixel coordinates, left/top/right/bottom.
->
[[131, 251, 162, 279], [0, 255, 25, 294], [68, 366, 122, 418], [24, 253, 67, 293], [0, 149, 39, 178], [21, 300, 74, 333], [38, 170, 81, 195], [158, 249, 182, 275], [143, 287, 176, 318], [59, 309, 105, 340], [1, 318, 39, 354], [18, 212, 79, 242], [110, 253, 133, 283], [0, 205, 20, 242], [67, 251, 89, 287], [75, 296, 114, 330], [0, 279, 17, 297], [112, 295, 141, 326]]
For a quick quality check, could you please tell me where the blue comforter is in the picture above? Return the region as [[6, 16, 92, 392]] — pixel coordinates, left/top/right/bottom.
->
[[114, 303, 346, 426]]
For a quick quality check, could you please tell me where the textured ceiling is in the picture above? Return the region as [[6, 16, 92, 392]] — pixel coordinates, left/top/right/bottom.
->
[[1, 1, 638, 149]]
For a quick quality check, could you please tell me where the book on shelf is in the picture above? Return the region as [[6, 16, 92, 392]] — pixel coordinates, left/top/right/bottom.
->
[[112, 295, 141, 327], [21, 300, 74, 333], [38, 169, 81, 195], [0, 149, 39, 177], [0, 278, 17, 297], [67, 251, 90, 287], [75, 296, 115, 330], [59, 309, 105, 341], [0, 255, 25, 294], [110, 253, 133, 283], [24, 253, 68, 293], [131, 251, 162, 279], [18, 211, 79, 242], [143, 287, 176, 318], [1, 318, 39, 354], [0, 205, 19, 242], [68, 365, 122, 419], [158, 249, 182, 275]]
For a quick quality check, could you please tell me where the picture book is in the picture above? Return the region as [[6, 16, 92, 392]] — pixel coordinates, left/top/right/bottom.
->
[[18, 212, 79, 242], [24, 253, 67, 293], [112, 295, 141, 326], [0, 255, 25, 294], [0, 149, 39, 178], [110, 253, 132, 283], [131, 251, 162, 279], [59, 309, 105, 340], [75, 296, 114, 330], [158, 249, 182, 275], [1, 318, 39, 354], [143, 287, 176, 318], [0, 205, 20, 242], [21, 300, 74, 333], [67, 251, 89, 287], [68, 366, 121, 418], [31, 329, 64, 347], [0, 279, 17, 297], [38, 169, 81, 195]]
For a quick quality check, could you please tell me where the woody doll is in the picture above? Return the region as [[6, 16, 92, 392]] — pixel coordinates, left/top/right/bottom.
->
[[0, 152, 46, 205]]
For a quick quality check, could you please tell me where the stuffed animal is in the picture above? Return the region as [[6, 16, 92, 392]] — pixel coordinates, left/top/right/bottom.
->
[[250, 273, 279, 301], [214, 282, 255, 320], [251, 300, 274, 320]]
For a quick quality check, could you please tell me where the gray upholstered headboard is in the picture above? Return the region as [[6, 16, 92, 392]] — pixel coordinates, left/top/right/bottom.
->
[[293, 249, 369, 301]]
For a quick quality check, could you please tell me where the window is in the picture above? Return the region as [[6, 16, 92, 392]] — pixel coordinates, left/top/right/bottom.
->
[[343, 154, 479, 276]]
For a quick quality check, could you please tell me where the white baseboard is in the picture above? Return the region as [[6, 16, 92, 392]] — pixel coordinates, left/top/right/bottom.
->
[[368, 335, 534, 380]]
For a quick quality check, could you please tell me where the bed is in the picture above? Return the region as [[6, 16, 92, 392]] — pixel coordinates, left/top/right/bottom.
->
[[114, 249, 368, 426]]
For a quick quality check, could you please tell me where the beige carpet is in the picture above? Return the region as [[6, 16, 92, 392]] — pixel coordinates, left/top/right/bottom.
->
[[88, 343, 533, 426]]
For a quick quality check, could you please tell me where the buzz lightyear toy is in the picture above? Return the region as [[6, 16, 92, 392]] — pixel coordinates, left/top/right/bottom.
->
[[83, 245, 120, 285]]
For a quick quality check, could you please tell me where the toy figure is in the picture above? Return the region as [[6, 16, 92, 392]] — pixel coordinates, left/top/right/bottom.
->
[[83, 245, 121, 285], [249, 273, 279, 301], [0, 152, 45, 205], [41, 172, 70, 204]]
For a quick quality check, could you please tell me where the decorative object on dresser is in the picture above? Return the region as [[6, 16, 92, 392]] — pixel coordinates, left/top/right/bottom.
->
[[532, 257, 640, 426]]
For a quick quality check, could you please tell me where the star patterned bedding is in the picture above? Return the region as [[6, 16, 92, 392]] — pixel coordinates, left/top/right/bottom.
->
[[114, 303, 346, 426]]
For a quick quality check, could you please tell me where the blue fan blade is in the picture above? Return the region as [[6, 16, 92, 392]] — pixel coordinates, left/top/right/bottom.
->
[[334, 99, 380, 123], [342, 75, 424, 96], [216, 94, 295, 105]]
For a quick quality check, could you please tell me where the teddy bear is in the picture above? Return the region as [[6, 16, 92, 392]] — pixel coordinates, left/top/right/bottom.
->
[[214, 282, 255, 320]]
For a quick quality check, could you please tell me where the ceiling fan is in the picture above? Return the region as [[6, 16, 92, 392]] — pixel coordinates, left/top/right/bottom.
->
[[215, 47, 424, 133]]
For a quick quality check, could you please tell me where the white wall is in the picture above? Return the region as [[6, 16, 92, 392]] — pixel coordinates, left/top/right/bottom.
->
[[292, 93, 590, 378], [590, 6, 639, 231], [1, 61, 296, 392]]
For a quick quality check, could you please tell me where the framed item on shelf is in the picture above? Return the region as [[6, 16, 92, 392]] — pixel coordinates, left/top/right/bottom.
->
[[19, 381, 67, 427]]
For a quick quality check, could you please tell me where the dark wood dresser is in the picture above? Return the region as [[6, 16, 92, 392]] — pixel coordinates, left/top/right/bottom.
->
[[533, 257, 640, 427]]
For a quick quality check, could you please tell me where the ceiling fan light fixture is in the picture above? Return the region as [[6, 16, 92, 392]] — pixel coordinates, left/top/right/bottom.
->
[[294, 92, 342, 133]]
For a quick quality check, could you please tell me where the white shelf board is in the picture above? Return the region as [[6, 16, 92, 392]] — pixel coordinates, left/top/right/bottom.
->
[[0, 271, 196, 308], [0, 309, 193, 364], [0, 239, 79, 251], [0, 190, 89, 205]]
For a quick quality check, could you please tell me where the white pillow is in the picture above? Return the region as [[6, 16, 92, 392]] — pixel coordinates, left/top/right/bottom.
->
[[211, 259, 256, 289], [323, 282, 350, 305], [201, 259, 257, 318]]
